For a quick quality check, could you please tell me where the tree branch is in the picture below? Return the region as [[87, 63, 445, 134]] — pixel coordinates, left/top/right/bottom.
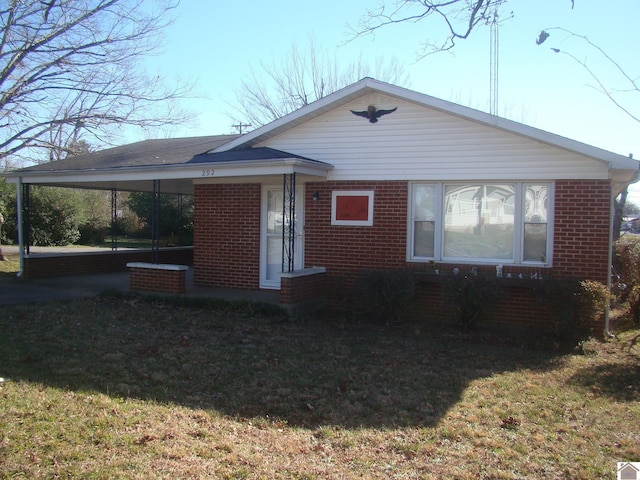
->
[[0, 0, 189, 164]]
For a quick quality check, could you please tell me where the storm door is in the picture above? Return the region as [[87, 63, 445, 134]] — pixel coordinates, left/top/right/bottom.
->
[[260, 184, 303, 289]]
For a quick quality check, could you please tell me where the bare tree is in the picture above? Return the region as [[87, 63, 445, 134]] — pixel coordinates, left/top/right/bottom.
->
[[351, 0, 510, 57], [0, 0, 191, 165], [230, 38, 410, 128], [537, 28, 639, 125], [350, 1, 582, 57], [535, 28, 639, 240]]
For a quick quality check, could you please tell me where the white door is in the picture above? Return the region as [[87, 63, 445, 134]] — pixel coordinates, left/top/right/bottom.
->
[[261, 185, 304, 289]]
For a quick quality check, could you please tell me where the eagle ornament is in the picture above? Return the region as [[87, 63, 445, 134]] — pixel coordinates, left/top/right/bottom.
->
[[350, 105, 397, 123]]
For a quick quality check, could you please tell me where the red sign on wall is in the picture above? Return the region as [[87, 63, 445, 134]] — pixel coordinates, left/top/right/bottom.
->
[[335, 195, 369, 221], [331, 191, 374, 226]]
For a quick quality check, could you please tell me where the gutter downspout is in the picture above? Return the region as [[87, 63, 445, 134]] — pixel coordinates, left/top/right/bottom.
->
[[16, 177, 24, 277], [607, 165, 640, 337]]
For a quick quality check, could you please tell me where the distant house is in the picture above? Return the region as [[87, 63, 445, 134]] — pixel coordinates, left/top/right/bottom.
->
[[5, 78, 639, 330]]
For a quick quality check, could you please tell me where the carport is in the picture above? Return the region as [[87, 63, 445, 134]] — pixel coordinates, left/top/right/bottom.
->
[[3, 134, 332, 312]]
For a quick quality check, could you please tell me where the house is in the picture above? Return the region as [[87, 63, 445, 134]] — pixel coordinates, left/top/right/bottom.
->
[[5, 78, 639, 331]]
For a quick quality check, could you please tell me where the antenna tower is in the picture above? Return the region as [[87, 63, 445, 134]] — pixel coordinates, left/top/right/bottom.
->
[[489, 9, 499, 115]]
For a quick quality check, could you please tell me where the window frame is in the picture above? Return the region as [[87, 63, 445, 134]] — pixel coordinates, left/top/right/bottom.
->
[[407, 181, 553, 266]]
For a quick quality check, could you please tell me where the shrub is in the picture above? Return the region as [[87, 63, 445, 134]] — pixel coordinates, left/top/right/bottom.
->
[[28, 186, 82, 246], [445, 271, 501, 329], [361, 269, 416, 323], [535, 279, 608, 343], [614, 237, 640, 325]]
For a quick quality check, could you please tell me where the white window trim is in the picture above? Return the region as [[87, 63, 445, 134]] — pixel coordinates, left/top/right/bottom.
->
[[407, 181, 554, 266], [331, 190, 374, 226]]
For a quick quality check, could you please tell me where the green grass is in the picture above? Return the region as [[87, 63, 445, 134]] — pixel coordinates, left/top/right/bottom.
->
[[91, 237, 154, 249], [90, 237, 189, 249], [0, 251, 19, 280], [0, 294, 639, 479]]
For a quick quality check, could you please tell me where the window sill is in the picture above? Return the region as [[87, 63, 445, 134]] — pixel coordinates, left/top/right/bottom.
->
[[413, 271, 548, 288]]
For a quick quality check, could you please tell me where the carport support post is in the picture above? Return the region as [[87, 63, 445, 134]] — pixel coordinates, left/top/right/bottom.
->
[[178, 194, 184, 246], [15, 178, 24, 276], [22, 182, 30, 255], [110, 189, 118, 251], [151, 180, 160, 263], [282, 173, 296, 273]]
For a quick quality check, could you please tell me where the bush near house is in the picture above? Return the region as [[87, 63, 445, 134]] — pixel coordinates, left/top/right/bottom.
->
[[444, 271, 502, 329], [534, 279, 609, 344], [614, 236, 640, 326], [361, 269, 416, 323]]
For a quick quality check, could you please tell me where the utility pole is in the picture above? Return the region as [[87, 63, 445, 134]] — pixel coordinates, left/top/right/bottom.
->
[[232, 122, 252, 134]]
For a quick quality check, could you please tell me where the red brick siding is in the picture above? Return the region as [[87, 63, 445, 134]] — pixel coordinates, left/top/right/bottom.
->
[[188, 179, 611, 331], [305, 179, 611, 284], [553, 180, 611, 283], [22, 248, 193, 279], [304, 179, 611, 330], [280, 272, 327, 305], [305, 181, 408, 275], [129, 268, 186, 294], [193, 183, 261, 289], [411, 279, 603, 333]]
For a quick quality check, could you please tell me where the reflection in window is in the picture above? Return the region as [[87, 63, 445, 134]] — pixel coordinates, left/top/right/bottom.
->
[[523, 184, 548, 262], [444, 184, 515, 260], [412, 184, 436, 257], [408, 182, 551, 264]]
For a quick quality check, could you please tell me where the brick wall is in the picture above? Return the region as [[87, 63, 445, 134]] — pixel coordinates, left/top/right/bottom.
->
[[411, 279, 546, 329], [305, 179, 611, 284], [193, 183, 261, 288], [188, 179, 611, 330], [553, 180, 611, 283], [128, 264, 188, 294], [305, 181, 408, 277], [22, 247, 193, 279], [410, 277, 603, 334], [280, 268, 327, 305], [280, 267, 327, 317], [304, 179, 611, 330]]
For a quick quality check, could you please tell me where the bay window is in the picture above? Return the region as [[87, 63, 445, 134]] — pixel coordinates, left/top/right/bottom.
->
[[409, 182, 552, 264]]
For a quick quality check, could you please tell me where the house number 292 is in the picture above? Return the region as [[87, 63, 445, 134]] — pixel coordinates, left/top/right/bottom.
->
[[201, 169, 215, 177]]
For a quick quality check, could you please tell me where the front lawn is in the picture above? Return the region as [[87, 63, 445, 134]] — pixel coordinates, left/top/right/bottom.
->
[[0, 294, 638, 479], [0, 250, 19, 280]]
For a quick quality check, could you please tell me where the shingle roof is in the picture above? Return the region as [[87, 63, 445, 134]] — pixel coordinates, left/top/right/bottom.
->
[[16, 135, 240, 173], [189, 147, 320, 164]]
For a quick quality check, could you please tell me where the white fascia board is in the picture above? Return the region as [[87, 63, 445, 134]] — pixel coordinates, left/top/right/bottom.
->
[[4, 158, 331, 185]]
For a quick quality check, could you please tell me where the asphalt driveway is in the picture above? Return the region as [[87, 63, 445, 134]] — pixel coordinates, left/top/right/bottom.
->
[[0, 272, 129, 306]]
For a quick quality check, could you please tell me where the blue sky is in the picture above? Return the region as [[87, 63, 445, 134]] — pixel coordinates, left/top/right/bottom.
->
[[143, 0, 640, 201]]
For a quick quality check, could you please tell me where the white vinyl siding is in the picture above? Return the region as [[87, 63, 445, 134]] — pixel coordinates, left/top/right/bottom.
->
[[409, 182, 553, 265], [260, 93, 611, 182]]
